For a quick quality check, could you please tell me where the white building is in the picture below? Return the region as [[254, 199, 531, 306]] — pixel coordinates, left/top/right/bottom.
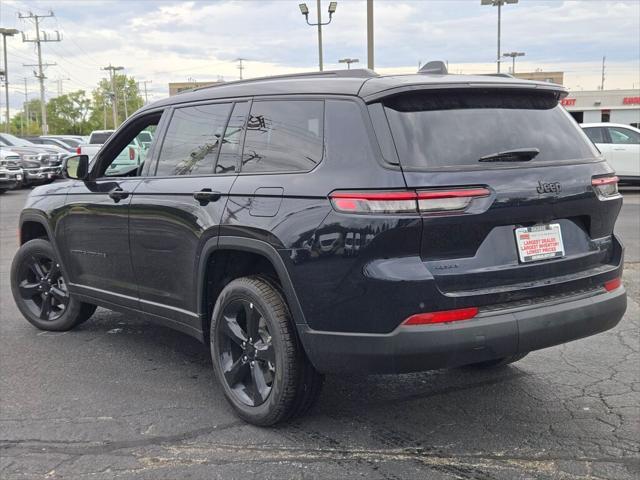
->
[[562, 89, 640, 127]]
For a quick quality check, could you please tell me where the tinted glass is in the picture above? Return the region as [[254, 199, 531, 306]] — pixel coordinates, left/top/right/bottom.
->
[[216, 102, 248, 174], [105, 121, 159, 177], [156, 103, 231, 176], [607, 127, 640, 144], [583, 127, 606, 144], [241, 100, 324, 173], [383, 89, 597, 169], [90, 132, 113, 144]]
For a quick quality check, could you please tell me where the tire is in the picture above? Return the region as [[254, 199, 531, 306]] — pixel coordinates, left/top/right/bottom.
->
[[462, 353, 528, 369], [11, 238, 97, 331], [210, 275, 323, 426]]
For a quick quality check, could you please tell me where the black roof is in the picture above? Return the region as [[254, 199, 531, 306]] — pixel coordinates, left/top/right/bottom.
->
[[141, 69, 567, 113]]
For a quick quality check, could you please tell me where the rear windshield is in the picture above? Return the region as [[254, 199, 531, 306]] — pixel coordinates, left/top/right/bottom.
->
[[382, 89, 598, 169], [90, 132, 113, 144]]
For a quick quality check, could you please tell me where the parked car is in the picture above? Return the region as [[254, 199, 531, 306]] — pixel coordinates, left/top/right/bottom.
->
[[0, 149, 24, 192], [25, 136, 76, 152], [76, 130, 115, 161], [10, 66, 626, 426], [581, 123, 640, 184], [0, 133, 65, 184]]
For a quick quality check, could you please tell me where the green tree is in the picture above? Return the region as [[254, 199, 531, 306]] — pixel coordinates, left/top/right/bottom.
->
[[46, 90, 92, 134], [89, 74, 143, 130]]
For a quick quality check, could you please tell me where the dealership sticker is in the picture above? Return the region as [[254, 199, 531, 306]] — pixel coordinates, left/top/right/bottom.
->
[[515, 224, 565, 263]]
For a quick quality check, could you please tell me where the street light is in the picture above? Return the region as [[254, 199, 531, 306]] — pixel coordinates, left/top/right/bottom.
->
[[0, 28, 20, 133], [338, 58, 359, 70], [503, 51, 525, 74], [481, 0, 518, 73], [298, 1, 338, 71]]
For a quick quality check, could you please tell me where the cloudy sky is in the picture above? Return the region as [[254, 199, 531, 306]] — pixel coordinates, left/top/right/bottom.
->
[[1, 0, 639, 112]]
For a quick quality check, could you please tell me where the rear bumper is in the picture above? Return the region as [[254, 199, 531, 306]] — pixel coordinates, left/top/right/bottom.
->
[[299, 286, 627, 374]]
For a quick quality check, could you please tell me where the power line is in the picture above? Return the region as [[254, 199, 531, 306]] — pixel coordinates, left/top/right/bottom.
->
[[19, 9, 61, 134]]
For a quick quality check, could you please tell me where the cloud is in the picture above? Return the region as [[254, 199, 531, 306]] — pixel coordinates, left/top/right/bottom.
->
[[1, 0, 638, 112]]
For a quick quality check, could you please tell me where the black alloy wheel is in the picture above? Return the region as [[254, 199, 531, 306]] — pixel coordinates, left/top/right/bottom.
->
[[217, 298, 276, 407], [17, 253, 69, 321], [11, 239, 97, 331], [210, 276, 324, 426]]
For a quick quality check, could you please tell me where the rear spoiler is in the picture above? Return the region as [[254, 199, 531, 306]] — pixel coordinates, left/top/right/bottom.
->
[[362, 82, 568, 104]]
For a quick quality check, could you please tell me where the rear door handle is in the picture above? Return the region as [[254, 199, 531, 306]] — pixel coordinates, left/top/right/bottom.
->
[[108, 187, 129, 202], [193, 188, 222, 205], [613, 147, 626, 151]]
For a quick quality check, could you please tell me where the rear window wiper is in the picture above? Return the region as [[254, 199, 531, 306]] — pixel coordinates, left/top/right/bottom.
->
[[478, 148, 540, 162]]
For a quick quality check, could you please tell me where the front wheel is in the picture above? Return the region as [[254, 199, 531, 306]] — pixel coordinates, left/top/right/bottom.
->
[[11, 238, 96, 331], [210, 276, 323, 426]]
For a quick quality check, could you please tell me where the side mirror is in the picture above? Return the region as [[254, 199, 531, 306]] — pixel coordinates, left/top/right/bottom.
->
[[63, 155, 89, 180]]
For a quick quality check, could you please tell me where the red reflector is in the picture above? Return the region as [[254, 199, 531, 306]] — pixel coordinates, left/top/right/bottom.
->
[[403, 307, 479, 326], [592, 176, 619, 186], [76, 147, 81, 154], [604, 278, 621, 292]]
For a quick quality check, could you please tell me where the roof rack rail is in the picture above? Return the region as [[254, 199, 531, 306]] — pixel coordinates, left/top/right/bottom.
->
[[193, 68, 379, 92], [418, 61, 448, 75], [480, 73, 515, 78]]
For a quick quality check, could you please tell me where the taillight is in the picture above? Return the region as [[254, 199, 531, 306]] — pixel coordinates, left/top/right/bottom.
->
[[329, 188, 490, 214], [329, 191, 418, 214], [417, 188, 491, 212], [592, 176, 619, 199], [403, 307, 479, 326], [604, 277, 622, 292], [129, 147, 135, 161], [76, 147, 81, 154]]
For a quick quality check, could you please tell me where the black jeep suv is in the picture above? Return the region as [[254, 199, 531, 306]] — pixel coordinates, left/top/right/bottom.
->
[[11, 67, 627, 425]]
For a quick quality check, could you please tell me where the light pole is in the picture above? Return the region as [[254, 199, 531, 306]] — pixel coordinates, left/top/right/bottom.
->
[[338, 58, 359, 70], [0, 28, 20, 132], [502, 51, 524, 74], [298, 1, 338, 71], [481, 0, 518, 73]]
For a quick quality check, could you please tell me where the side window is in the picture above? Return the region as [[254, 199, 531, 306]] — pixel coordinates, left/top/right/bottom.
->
[[216, 102, 249, 174], [103, 115, 160, 177], [583, 127, 606, 144], [241, 100, 324, 173], [607, 127, 640, 145], [155, 103, 232, 177]]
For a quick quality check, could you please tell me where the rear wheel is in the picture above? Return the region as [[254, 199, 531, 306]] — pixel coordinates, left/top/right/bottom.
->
[[210, 276, 323, 426], [11, 239, 96, 331], [462, 353, 528, 369]]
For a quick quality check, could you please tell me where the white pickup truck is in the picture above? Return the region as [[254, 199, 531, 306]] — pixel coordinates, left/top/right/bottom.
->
[[76, 130, 115, 161], [77, 130, 153, 175]]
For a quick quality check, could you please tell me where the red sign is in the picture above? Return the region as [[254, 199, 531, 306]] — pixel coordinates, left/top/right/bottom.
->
[[561, 98, 576, 106], [623, 97, 640, 105]]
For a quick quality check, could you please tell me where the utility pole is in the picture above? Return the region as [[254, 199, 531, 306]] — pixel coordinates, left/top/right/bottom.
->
[[122, 85, 128, 118], [235, 58, 246, 80], [600, 56, 606, 90], [52, 76, 70, 96], [367, 0, 374, 70], [1, 28, 20, 133], [139, 80, 152, 104], [23, 77, 29, 132], [19, 10, 61, 135], [102, 64, 124, 128]]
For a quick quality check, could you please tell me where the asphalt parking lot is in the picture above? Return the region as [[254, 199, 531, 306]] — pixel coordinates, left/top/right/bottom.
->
[[1, 187, 638, 480]]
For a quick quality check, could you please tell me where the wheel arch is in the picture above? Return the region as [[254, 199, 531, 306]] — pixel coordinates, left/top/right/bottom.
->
[[197, 236, 308, 338], [18, 211, 71, 282]]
